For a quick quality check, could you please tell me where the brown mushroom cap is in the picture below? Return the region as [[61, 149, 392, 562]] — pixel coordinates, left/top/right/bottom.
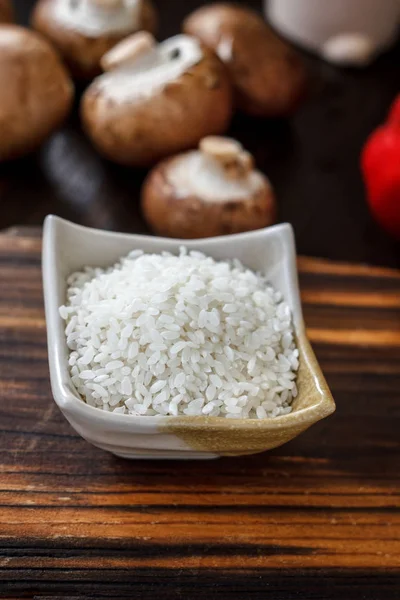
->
[[141, 136, 276, 239], [183, 3, 307, 118], [81, 35, 233, 167], [0, 0, 13, 24], [32, 0, 158, 79], [0, 25, 74, 161]]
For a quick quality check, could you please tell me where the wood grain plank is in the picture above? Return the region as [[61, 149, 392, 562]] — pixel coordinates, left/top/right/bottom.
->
[[298, 256, 400, 279], [0, 229, 399, 598]]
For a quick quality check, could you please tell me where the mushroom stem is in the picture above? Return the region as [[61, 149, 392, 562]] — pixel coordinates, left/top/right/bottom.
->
[[101, 30, 156, 71], [238, 151, 254, 174], [89, 0, 124, 9], [199, 136, 253, 179]]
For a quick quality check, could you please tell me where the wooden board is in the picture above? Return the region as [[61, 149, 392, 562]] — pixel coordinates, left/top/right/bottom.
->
[[0, 229, 399, 599]]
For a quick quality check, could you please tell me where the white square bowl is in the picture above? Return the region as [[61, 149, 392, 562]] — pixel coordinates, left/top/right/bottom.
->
[[42, 216, 335, 460]]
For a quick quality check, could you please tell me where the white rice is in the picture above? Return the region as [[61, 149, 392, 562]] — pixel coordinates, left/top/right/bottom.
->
[[60, 248, 299, 419]]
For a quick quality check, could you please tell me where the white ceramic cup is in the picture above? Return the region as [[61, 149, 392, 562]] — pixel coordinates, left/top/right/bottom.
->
[[265, 0, 400, 66]]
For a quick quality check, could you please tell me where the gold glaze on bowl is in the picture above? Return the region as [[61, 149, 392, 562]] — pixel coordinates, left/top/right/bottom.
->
[[164, 331, 335, 456]]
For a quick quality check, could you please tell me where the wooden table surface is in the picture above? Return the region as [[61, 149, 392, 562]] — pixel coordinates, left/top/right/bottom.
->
[[2, 0, 399, 268], [0, 228, 399, 599]]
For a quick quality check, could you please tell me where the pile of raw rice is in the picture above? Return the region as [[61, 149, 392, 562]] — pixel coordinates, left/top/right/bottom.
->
[[60, 248, 299, 419]]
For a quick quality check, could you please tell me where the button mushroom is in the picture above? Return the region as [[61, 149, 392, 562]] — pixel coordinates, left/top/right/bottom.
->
[[141, 136, 276, 238], [183, 3, 307, 118], [81, 33, 233, 166], [31, 0, 158, 79], [0, 25, 74, 161], [0, 0, 13, 24]]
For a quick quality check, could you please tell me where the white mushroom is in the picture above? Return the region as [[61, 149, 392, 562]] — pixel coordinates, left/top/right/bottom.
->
[[31, 0, 158, 79], [141, 136, 276, 238], [81, 34, 233, 166]]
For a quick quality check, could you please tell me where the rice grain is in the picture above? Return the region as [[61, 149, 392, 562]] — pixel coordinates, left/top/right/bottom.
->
[[60, 249, 299, 419]]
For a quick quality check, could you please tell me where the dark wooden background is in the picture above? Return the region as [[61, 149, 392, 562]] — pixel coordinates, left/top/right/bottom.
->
[[1, 0, 399, 267]]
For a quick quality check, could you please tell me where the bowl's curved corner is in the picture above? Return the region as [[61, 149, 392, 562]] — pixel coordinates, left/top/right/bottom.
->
[[161, 403, 333, 457], [161, 330, 336, 458]]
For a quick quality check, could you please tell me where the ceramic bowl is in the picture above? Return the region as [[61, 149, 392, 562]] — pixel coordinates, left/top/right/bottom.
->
[[266, 0, 400, 66], [42, 216, 335, 460]]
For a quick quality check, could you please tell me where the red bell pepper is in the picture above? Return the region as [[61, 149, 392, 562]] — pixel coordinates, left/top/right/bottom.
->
[[361, 95, 400, 239]]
